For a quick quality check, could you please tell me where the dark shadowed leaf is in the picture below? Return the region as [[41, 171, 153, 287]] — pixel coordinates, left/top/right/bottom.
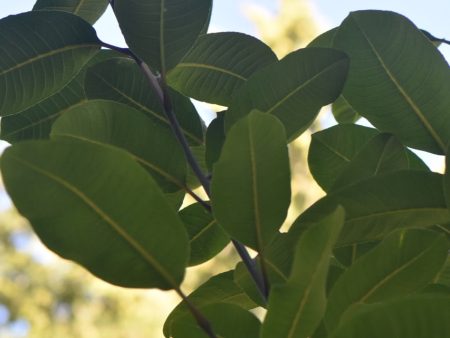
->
[[85, 57, 204, 145], [225, 48, 349, 141], [179, 203, 229, 266], [0, 11, 100, 116], [330, 295, 450, 338], [50, 99, 186, 193], [172, 303, 261, 338], [330, 133, 409, 192], [262, 207, 344, 338], [325, 228, 448, 331], [290, 171, 450, 246], [114, 0, 212, 73], [1, 139, 189, 289], [167, 32, 277, 106], [33, 0, 109, 24], [0, 50, 122, 143], [445, 150, 450, 211], [334, 10, 450, 154], [205, 114, 226, 172], [333, 241, 379, 268], [308, 124, 378, 191], [163, 271, 257, 337], [211, 111, 291, 251]]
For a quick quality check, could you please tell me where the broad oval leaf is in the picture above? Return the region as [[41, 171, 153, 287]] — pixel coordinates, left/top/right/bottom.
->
[[85, 57, 204, 146], [33, 0, 109, 24], [1, 139, 189, 289], [330, 294, 450, 338], [50, 99, 187, 193], [114, 0, 212, 73], [290, 171, 450, 246], [330, 133, 409, 192], [211, 111, 291, 251], [205, 114, 226, 172], [163, 270, 257, 337], [334, 10, 450, 154], [0, 11, 100, 116], [167, 32, 277, 106], [262, 207, 345, 338], [0, 50, 122, 143], [172, 303, 261, 338], [225, 48, 349, 141], [179, 203, 229, 266], [325, 228, 448, 331]]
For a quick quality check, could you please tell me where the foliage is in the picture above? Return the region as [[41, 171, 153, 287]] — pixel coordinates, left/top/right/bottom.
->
[[0, 1, 449, 338]]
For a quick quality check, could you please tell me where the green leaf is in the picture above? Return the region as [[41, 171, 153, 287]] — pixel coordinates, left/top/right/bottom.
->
[[333, 241, 379, 268], [307, 27, 337, 48], [167, 32, 277, 106], [308, 124, 378, 192], [325, 228, 449, 331], [225, 48, 349, 141], [446, 150, 450, 210], [331, 96, 360, 124], [1, 139, 189, 289], [33, 0, 109, 24], [290, 171, 450, 246], [172, 303, 261, 338], [434, 255, 450, 288], [179, 203, 229, 266], [114, 0, 212, 73], [330, 133, 409, 192], [330, 294, 450, 338], [334, 10, 450, 154], [50, 99, 186, 193], [0, 11, 99, 116], [0, 50, 121, 143], [262, 206, 345, 338], [205, 114, 226, 173], [163, 271, 257, 337], [85, 57, 204, 146], [211, 111, 291, 251]]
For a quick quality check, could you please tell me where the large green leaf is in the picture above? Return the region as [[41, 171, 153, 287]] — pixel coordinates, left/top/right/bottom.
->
[[172, 303, 261, 338], [178, 203, 229, 266], [211, 111, 291, 251], [0, 50, 122, 143], [163, 271, 257, 337], [331, 96, 360, 124], [308, 124, 428, 192], [325, 228, 448, 331], [114, 0, 212, 73], [205, 114, 226, 172], [0, 11, 100, 116], [262, 207, 345, 338], [225, 48, 349, 141], [1, 139, 189, 289], [50, 99, 186, 193], [308, 124, 378, 191], [333, 10, 450, 154], [33, 0, 109, 24], [167, 32, 277, 106], [290, 171, 450, 246], [330, 133, 409, 192], [85, 57, 204, 146], [330, 294, 450, 338]]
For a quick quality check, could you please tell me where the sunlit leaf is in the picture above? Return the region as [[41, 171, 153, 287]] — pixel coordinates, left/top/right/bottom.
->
[[211, 111, 291, 251], [0, 11, 99, 116], [1, 139, 189, 289], [167, 32, 277, 106], [262, 207, 345, 338]]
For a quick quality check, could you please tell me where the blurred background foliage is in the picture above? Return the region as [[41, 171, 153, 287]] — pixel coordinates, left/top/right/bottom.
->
[[0, 0, 321, 336]]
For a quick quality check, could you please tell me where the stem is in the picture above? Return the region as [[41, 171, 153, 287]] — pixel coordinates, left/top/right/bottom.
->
[[175, 288, 217, 338], [101, 42, 269, 303]]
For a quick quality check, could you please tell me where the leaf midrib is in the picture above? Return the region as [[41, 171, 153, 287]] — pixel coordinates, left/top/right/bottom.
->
[[351, 16, 446, 153], [0, 44, 98, 77], [10, 153, 178, 288]]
